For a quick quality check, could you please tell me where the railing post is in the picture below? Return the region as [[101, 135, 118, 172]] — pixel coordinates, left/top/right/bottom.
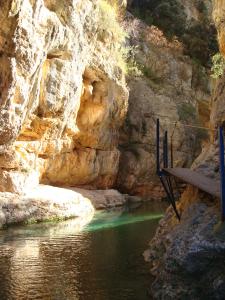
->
[[163, 131, 168, 168], [156, 119, 160, 175], [170, 135, 174, 168], [219, 126, 225, 222]]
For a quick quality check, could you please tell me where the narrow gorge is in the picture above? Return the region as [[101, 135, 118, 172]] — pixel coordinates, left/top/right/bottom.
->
[[0, 0, 224, 299]]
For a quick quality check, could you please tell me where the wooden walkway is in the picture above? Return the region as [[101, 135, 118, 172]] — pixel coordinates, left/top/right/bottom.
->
[[156, 118, 225, 221], [163, 168, 220, 198]]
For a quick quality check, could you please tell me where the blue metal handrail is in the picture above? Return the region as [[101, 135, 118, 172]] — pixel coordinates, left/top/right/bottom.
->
[[163, 131, 168, 168], [156, 118, 180, 220], [156, 119, 225, 222], [156, 119, 160, 175], [219, 126, 225, 222]]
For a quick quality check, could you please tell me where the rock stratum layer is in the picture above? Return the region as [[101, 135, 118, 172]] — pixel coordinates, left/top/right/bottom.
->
[[0, 0, 128, 193]]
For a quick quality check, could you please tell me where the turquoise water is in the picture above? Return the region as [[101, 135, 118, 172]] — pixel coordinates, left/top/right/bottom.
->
[[0, 202, 166, 300]]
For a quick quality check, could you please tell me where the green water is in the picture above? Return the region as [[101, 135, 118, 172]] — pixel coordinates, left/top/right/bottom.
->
[[0, 202, 166, 300]]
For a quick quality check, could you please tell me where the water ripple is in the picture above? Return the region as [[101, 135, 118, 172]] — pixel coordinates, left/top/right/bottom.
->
[[0, 202, 166, 300]]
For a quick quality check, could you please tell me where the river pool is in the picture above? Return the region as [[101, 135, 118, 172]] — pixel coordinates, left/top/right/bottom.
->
[[0, 201, 166, 300]]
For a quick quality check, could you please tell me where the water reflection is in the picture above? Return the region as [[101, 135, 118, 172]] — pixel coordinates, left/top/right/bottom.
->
[[0, 202, 166, 300]]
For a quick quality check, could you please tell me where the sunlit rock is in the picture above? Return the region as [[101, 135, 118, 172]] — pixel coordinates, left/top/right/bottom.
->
[[0, 0, 128, 192], [0, 185, 95, 228]]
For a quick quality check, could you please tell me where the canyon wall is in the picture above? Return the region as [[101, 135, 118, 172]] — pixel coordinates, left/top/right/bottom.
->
[[0, 0, 128, 194], [145, 1, 225, 298], [0, 0, 215, 202], [117, 8, 213, 198], [0, 0, 219, 228]]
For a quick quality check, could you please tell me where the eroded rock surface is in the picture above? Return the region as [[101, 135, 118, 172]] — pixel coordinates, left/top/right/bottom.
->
[[0, 0, 128, 193], [145, 190, 225, 299], [70, 187, 142, 209], [0, 185, 95, 228], [117, 14, 211, 198], [145, 1, 225, 298]]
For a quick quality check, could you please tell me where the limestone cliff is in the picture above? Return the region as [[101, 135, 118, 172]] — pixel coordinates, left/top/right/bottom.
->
[[144, 1, 225, 298], [0, 0, 129, 226], [0, 0, 128, 194], [0, 0, 215, 215], [117, 12, 212, 198]]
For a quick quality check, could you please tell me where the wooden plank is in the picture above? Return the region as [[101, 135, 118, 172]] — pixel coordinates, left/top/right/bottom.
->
[[163, 168, 220, 198]]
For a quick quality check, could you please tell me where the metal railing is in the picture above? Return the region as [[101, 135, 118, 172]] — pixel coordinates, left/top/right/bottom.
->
[[156, 118, 225, 222]]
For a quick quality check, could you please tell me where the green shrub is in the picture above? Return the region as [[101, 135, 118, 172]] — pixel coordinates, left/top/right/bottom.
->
[[126, 58, 143, 77], [211, 53, 225, 79], [129, 0, 186, 38], [128, 0, 218, 66], [183, 22, 218, 66]]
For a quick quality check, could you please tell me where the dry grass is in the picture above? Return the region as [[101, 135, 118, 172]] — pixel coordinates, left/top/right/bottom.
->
[[98, 0, 128, 73]]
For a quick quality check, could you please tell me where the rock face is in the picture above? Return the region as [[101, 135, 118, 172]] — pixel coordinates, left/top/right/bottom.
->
[[70, 187, 142, 209], [71, 188, 128, 210], [0, 1, 214, 210], [0, 185, 94, 228], [117, 14, 211, 198], [144, 188, 225, 299], [145, 1, 225, 298], [0, 0, 128, 194]]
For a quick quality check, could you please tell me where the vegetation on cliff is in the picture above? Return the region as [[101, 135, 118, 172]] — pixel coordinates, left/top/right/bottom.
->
[[99, 0, 128, 73], [211, 52, 225, 78], [128, 0, 218, 66]]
